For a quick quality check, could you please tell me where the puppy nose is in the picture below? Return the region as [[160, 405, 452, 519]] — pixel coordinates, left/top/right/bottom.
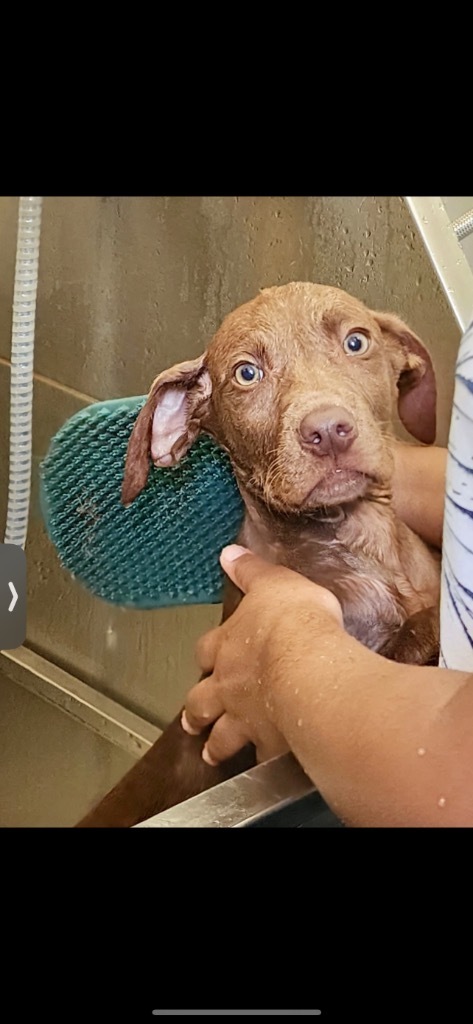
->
[[299, 406, 358, 455]]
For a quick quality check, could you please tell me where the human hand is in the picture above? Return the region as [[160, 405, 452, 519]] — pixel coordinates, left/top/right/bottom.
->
[[182, 544, 344, 766]]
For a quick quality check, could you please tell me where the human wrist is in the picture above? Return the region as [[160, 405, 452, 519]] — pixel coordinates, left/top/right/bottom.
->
[[260, 605, 346, 728]]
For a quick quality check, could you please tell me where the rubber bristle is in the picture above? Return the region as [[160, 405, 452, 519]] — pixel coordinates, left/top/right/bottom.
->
[[40, 397, 243, 608]]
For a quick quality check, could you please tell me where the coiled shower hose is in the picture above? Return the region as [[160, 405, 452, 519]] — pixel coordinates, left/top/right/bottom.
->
[[4, 197, 42, 548]]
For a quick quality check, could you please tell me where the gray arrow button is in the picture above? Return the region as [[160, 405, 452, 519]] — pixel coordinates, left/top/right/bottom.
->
[[0, 544, 26, 649]]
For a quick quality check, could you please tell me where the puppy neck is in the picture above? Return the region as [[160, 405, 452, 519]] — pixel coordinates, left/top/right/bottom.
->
[[237, 479, 393, 537]]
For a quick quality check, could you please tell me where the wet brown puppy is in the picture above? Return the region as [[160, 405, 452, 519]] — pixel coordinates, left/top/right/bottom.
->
[[76, 282, 440, 827]]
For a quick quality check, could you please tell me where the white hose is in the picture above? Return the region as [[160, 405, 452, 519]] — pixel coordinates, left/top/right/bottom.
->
[[4, 196, 43, 547], [452, 209, 473, 242]]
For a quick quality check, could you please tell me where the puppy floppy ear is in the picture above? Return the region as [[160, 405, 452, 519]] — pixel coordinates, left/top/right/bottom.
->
[[121, 356, 211, 505], [374, 311, 437, 444]]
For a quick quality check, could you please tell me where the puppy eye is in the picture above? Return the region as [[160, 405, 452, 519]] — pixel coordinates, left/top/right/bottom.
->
[[343, 332, 370, 355], [233, 362, 264, 386]]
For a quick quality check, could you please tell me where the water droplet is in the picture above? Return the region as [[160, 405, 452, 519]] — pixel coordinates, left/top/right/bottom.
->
[[417, 747, 426, 756], [295, 688, 299, 695], [297, 718, 303, 727], [245, 637, 250, 644], [438, 797, 446, 808]]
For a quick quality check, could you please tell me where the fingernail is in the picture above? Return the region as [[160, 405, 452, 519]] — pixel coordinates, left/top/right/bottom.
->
[[181, 709, 201, 736], [202, 744, 218, 767], [221, 544, 250, 562]]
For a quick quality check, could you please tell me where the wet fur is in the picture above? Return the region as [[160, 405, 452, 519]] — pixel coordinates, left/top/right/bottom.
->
[[76, 283, 440, 828]]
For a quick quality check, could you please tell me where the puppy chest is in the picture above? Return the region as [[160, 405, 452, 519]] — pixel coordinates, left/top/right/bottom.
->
[[287, 540, 408, 650]]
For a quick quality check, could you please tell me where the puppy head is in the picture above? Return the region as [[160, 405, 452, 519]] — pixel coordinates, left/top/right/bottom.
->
[[122, 282, 436, 512]]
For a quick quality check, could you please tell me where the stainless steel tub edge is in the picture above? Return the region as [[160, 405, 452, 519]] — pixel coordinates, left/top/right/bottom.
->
[[0, 644, 161, 759], [0, 646, 318, 826], [133, 753, 317, 828]]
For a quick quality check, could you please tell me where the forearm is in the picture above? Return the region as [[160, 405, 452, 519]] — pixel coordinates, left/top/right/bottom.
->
[[391, 441, 447, 550], [266, 615, 473, 827]]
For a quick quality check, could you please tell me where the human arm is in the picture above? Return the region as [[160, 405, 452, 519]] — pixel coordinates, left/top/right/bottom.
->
[[183, 546, 473, 828], [391, 441, 447, 550]]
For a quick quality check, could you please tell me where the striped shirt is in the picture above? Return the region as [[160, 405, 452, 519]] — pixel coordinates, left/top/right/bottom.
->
[[440, 318, 473, 670]]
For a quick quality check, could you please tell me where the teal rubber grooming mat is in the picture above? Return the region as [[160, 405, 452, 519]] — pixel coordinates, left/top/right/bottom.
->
[[40, 397, 244, 608]]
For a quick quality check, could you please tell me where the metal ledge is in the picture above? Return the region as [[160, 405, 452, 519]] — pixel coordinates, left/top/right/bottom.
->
[[404, 196, 473, 333], [133, 752, 318, 828], [0, 649, 323, 826], [0, 645, 161, 758]]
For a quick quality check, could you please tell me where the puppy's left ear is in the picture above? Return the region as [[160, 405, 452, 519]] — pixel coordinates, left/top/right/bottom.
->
[[374, 311, 437, 444]]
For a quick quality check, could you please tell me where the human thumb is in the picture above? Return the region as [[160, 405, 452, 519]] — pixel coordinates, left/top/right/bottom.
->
[[219, 545, 290, 594]]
